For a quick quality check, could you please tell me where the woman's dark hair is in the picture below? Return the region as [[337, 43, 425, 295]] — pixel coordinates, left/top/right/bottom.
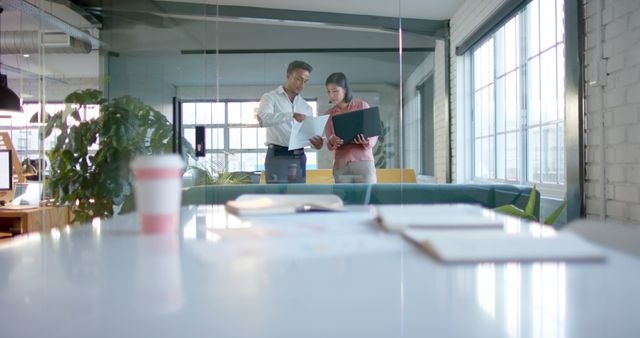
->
[[325, 72, 352, 103]]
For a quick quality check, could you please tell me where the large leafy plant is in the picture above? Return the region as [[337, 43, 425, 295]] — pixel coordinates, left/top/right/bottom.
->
[[45, 89, 191, 223]]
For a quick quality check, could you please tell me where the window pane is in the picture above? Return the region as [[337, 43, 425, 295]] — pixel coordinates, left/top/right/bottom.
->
[[496, 77, 506, 133], [195, 102, 212, 124], [540, 47, 558, 122], [505, 71, 518, 130], [541, 124, 557, 183], [240, 153, 259, 171], [528, 0, 540, 57], [475, 139, 482, 177], [241, 102, 260, 124], [497, 134, 505, 179], [495, 27, 505, 77], [488, 85, 495, 135], [228, 102, 241, 124], [527, 56, 541, 125], [505, 17, 518, 72], [528, 127, 541, 182], [557, 44, 565, 121], [229, 128, 242, 149], [506, 132, 519, 181], [483, 137, 492, 178], [474, 90, 482, 137], [482, 87, 491, 136], [539, 0, 557, 51], [192, 153, 226, 174], [207, 128, 224, 149], [474, 49, 483, 89], [558, 123, 565, 183], [257, 128, 267, 149], [488, 40, 495, 87], [184, 128, 195, 148], [227, 153, 242, 172], [182, 103, 196, 124], [241, 128, 259, 149], [212, 102, 225, 124], [557, 0, 565, 43]]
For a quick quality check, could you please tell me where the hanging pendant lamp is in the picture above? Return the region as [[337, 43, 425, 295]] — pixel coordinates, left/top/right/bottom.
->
[[0, 7, 21, 115]]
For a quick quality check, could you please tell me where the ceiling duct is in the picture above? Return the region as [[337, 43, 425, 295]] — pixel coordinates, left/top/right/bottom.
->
[[0, 31, 91, 54]]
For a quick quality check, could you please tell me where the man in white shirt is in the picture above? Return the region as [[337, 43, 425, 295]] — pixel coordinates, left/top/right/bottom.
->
[[258, 60, 323, 183]]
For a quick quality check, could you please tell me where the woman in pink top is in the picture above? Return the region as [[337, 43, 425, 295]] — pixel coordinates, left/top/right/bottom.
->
[[324, 72, 377, 183]]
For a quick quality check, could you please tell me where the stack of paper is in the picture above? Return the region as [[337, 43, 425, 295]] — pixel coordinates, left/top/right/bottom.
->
[[225, 194, 344, 216], [376, 204, 503, 232], [402, 229, 607, 263]]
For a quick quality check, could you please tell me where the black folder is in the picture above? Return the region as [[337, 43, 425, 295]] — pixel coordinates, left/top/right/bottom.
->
[[331, 106, 382, 144]]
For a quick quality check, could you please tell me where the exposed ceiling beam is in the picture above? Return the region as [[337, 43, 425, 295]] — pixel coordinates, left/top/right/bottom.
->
[[48, 0, 101, 26], [82, 1, 449, 38]]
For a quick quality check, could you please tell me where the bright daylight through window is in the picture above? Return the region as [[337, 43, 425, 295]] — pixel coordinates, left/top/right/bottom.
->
[[182, 100, 318, 174], [471, 0, 565, 189]]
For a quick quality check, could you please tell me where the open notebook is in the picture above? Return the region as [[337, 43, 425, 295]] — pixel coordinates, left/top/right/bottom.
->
[[225, 194, 344, 216], [403, 229, 607, 263], [376, 204, 504, 232]]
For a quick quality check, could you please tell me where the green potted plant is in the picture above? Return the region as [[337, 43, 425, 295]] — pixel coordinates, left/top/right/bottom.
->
[[44, 89, 193, 223], [494, 185, 568, 226]]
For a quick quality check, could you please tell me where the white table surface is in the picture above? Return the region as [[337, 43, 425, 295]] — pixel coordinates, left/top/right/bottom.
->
[[0, 205, 638, 338]]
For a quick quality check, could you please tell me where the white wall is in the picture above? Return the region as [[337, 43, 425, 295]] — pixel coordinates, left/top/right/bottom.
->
[[583, 0, 640, 223]]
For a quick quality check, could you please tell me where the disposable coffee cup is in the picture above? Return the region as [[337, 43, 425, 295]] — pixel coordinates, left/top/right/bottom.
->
[[130, 154, 185, 234], [287, 163, 297, 182]]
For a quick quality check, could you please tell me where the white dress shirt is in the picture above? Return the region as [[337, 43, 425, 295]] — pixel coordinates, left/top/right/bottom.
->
[[257, 85, 313, 148]]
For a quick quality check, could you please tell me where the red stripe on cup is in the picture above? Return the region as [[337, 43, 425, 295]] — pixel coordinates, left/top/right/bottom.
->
[[134, 168, 182, 180], [142, 214, 178, 234]]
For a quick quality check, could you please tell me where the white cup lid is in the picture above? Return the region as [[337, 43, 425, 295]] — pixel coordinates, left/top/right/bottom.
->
[[130, 154, 185, 170]]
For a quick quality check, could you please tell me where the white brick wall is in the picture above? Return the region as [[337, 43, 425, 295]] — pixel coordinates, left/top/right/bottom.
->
[[584, 0, 640, 224], [434, 40, 448, 182]]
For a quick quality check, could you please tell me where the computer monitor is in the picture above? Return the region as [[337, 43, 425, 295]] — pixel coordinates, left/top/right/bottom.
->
[[0, 150, 12, 191]]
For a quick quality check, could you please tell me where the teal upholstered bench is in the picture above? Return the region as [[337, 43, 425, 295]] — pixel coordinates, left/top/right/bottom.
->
[[182, 183, 539, 218]]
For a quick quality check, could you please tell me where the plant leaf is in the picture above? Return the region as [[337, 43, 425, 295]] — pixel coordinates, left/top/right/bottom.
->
[[494, 204, 538, 221], [524, 185, 538, 217], [543, 199, 568, 225]]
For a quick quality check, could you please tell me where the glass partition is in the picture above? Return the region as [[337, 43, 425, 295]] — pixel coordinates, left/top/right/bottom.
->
[[100, 0, 420, 190], [1, 0, 446, 220], [0, 2, 100, 231]]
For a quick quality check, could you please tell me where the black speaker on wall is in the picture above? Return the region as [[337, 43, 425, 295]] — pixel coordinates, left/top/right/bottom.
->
[[195, 125, 205, 157]]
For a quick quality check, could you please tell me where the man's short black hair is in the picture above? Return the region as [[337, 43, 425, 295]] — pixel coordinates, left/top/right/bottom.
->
[[287, 60, 313, 75]]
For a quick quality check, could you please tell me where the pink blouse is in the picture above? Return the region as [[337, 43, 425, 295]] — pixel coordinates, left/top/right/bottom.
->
[[324, 99, 378, 169]]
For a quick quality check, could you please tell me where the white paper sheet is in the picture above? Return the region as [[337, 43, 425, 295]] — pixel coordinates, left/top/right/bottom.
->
[[288, 115, 329, 150]]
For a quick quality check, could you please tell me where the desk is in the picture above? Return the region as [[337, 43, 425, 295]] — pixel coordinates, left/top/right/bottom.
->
[[0, 206, 637, 338], [0, 206, 70, 235]]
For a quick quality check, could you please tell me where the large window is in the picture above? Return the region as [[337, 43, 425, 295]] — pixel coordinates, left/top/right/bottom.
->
[[471, 0, 565, 190], [182, 100, 318, 173], [0, 103, 100, 174]]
